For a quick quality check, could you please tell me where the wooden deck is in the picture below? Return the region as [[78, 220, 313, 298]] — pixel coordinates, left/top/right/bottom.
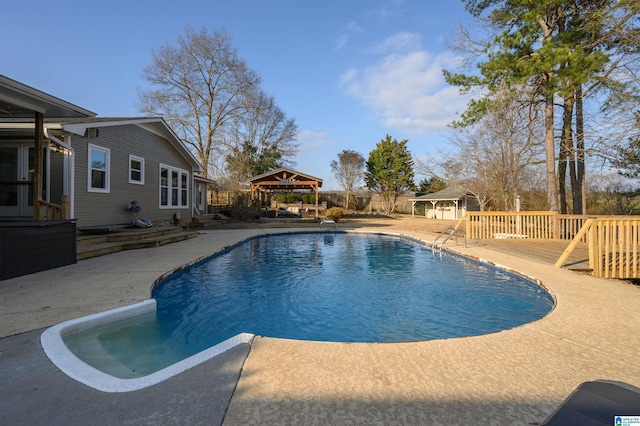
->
[[466, 238, 591, 272]]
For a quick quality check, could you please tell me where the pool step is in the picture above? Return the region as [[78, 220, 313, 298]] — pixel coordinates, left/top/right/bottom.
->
[[77, 227, 200, 260]]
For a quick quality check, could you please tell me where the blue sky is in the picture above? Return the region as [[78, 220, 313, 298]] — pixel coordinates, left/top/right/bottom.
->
[[3, 0, 473, 190]]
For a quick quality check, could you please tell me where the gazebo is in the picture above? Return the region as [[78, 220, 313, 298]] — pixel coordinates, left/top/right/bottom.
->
[[409, 186, 480, 220], [248, 168, 323, 218]]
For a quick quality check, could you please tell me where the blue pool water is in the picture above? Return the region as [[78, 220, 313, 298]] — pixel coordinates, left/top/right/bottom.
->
[[65, 233, 554, 378]]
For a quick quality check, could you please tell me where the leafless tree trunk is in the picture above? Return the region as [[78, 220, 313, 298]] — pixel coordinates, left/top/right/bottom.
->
[[330, 150, 365, 209], [137, 27, 260, 178]]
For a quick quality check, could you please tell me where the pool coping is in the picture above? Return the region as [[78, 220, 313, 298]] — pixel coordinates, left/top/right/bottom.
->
[[40, 230, 555, 392], [40, 299, 254, 393]]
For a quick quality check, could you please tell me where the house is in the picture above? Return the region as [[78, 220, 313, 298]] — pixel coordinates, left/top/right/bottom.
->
[[0, 75, 206, 278], [409, 186, 480, 220], [0, 77, 204, 229]]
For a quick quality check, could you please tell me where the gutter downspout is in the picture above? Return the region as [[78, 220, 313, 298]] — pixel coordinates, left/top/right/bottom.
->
[[44, 128, 75, 219]]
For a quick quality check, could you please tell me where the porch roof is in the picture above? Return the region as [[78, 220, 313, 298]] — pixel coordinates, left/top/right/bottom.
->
[[0, 116, 203, 173], [0, 74, 95, 119]]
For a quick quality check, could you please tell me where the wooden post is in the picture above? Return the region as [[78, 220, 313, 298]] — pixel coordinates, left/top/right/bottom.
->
[[33, 112, 44, 221], [314, 183, 319, 219], [61, 195, 70, 220]]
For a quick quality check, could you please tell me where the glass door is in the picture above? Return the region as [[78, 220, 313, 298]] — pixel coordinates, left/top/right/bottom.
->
[[0, 144, 34, 217]]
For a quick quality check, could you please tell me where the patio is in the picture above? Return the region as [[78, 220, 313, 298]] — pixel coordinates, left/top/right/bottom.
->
[[1, 217, 639, 425]]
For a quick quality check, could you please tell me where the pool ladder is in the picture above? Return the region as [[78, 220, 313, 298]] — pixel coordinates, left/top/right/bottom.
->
[[432, 227, 466, 254]]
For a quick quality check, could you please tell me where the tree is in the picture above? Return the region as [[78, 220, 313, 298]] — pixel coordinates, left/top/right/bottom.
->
[[330, 150, 365, 209], [137, 27, 261, 178], [587, 172, 640, 215], [415, 177, 447, 196], [445, 0, 636, 212], [224, 89, 298, 182], [613, 112, 640, 177], [365, 135, 415, 214], [417, 89, 545, 211]]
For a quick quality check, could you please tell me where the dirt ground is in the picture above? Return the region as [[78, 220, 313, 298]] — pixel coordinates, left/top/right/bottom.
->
[[203, 214, 460, 236]]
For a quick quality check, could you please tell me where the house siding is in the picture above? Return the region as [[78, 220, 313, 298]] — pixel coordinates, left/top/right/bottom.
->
[[72, 123, 193, 228]]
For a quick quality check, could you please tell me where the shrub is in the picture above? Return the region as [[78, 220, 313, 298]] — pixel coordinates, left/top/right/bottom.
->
[[325, 207, 344, 221], [276, 193, 299, 203], [301, 193, 316, 204]]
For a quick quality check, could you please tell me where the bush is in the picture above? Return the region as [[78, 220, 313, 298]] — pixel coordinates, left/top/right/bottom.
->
[[276, 193, 299, 203], [325, 207, 344, 221], [229, 206, 260, 221], [301, 193, 316, 204]]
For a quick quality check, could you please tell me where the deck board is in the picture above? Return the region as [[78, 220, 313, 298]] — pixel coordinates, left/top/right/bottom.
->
[[465, 239, 591, 271]]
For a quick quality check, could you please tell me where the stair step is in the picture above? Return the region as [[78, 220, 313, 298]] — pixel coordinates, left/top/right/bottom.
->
[[122, 231, 199, 250], [76, 228, 200, 260]]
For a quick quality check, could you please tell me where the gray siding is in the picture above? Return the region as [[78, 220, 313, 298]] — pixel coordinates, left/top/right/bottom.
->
[[72, 124, 193, 228]]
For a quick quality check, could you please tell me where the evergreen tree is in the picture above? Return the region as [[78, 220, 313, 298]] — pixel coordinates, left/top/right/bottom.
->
[[365, 135, 415, 214]]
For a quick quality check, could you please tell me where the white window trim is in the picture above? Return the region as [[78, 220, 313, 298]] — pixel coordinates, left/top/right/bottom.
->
[[87, 143, 110, 193], [159, 164, 189, 209], [128, 154, 145, 185]]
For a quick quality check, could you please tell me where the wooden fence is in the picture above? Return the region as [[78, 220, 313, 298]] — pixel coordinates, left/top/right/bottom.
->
[[461, 211, 640, 279]]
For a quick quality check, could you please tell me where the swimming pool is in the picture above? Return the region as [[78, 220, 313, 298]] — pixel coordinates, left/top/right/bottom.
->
[[56, 233, 554, 384]]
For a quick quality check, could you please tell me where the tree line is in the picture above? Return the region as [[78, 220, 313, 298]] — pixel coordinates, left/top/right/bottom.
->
[[434, 0, 639, 214], [136, 27, 298, 192], [138, 1, 639, 216]]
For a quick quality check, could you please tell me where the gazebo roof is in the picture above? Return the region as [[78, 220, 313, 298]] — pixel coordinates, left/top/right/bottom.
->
[[248, 167, 323, 191], [409, 185, 473, 202]]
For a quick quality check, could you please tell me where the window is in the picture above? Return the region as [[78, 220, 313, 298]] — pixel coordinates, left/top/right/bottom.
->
[[129, 155, 145, 185], [159, 164, 188, 208], [88, 144, 110, 192]]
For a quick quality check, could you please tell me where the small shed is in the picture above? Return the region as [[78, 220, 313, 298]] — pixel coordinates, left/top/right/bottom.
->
[[249, 168, 323, 218], [409, 186, 480, 220]]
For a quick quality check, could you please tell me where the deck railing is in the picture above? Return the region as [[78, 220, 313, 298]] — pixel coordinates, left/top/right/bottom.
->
[[36, 196, 69, 221], [464, 211, 592, 242], [558, 215, 591, 242], [587, 217, 640, 279], [465, 211, 558, 240], [461, 211, 640, 278]]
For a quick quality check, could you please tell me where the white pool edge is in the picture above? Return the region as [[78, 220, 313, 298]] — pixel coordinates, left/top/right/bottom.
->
[[40, 300, 254, 393]]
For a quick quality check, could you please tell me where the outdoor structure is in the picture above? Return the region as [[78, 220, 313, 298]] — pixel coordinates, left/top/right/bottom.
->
[[249, 168, 323, 218], [0, 75, 94, 278], [0, 75, 207, 278], [409, 186, 480, 220]]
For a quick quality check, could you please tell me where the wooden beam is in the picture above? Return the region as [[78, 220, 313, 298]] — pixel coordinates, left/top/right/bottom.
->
[[314, 182, 319, 219], [33, 112, 44, 221], [554, 218, 593, 268]]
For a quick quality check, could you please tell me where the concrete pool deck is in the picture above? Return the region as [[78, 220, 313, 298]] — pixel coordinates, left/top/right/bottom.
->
[[1, 217, 640, 424]]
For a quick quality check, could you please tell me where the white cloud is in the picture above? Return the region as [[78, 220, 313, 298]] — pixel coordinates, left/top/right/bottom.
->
[[335, 21, 364, 51], [369, 31, 422, 55], [346, 21, 363, 33], [296, 130, 334, 152], [334, 34, 349, 51], [368, 0, 405, 20], [341, 33, 469, 134]]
